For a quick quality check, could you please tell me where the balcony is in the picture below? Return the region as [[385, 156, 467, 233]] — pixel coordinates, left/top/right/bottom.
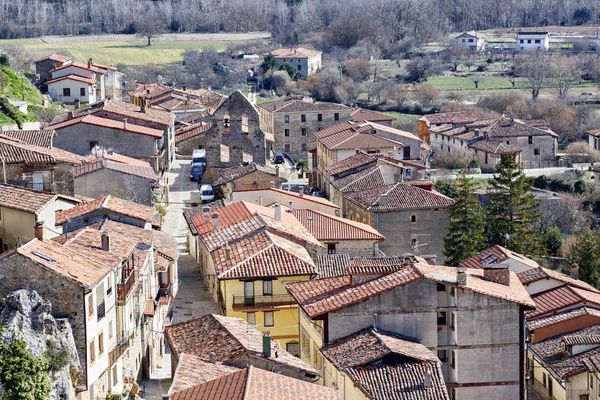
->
[[232, 294, 296, 311], [108, 339, 128, 368], [143, 298, 156, 318], [158, 283, 172, 306], [117, 270, 137, 305], [97, 300, 105, 322]]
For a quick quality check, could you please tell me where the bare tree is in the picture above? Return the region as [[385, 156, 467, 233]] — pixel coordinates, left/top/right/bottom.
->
[[551, 56, 580, 100], [515, 53, 552, 101], [136, 10, 165, 46], [444, 42, 468, 72]]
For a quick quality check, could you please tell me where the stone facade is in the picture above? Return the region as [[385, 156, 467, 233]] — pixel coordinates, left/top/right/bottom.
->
[[315, 239, 380, 257], [4, 162, 76, 196], [74, 168, 155, 206], [218, 171, 282, 200]]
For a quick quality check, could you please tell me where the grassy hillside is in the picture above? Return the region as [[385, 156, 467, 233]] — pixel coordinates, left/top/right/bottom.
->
[[1, 65, 44, 104]]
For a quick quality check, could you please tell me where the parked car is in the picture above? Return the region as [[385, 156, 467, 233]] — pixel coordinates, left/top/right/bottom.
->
[[311, 190, 324, 198], [190, 164, 204, 181], [199, 184, 215, 202], [273, 153, 285, 164], [281, 152, 296, 167], [192, 149, 206, 166]]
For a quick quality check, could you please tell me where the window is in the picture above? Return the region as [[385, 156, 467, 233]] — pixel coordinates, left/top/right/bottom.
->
[[485, 153, 488, 164], [437, 283, 446, 292], [411, 214, 417, 224], [90, 339, 96, 363], [462, 39, 465, 42], [527, 39, 532, 44], [520, 39, 524, 44], [506, 141, 509, 145], [437, 350, 448, 362], [301, 128, 307, 136], [302, 143, 307, 151], [241, 115, 249, 133], [317, 127, 322, 131], [80, 87, 86, 96], [109, 321, 113, 340], [247, 312, 256, 325], [264, 311, 274, 327], [284, 115, 290, 123], [263, 280, 272, 296], [63, 88, 71, 97], [535, 39, 541, 44], [437, 312, 447, 325], [528, 136, 534, 145], [534, 148, 540, 155], [317, 114, 323, 121], [298, 65, 302, 70], [450, 350, 456, 369], [301, 114, 306, 122], [334, 113, 339, 121], [89, 141, 98, 151], [286, 342, 299, 357], [449, 286, 456, 296], [468, 38, 474, 43], [284, 129, 290, 137], [542, 373, 547, 387], [88, 295, 94, 317], [590, 374, 594, 389], [301, 326, 310, 355], [107, 275, 112, 296], [284, 144, 290, 152], [98, 332, 104, 355], [450, 312, 456, 330], [403, 146, 411, 159], [327, 243, 336, 254], [112, 365, 118, 386]]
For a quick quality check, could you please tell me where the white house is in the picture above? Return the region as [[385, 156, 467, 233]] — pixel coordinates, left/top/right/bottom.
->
[[47, 60, 106, 104], [516, 31, 549, 51], [94, 63, 126, 101], [456, 32, 485, 52]]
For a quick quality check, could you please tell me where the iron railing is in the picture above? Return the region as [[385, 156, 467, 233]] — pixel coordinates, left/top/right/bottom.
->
[[97, 300, 106, 322], [232, 294, 296, 310]]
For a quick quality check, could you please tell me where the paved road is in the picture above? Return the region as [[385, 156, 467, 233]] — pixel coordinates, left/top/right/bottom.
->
[[141, 159, 221, 399]]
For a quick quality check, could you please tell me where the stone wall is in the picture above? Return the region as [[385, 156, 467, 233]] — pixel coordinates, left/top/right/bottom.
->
[[315, 239, 379, 257], [219, 171, 281, 200], [74, 169, 154, 206]]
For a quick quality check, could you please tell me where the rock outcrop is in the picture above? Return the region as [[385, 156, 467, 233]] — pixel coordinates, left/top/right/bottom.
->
[[0, 290, 81, 400]]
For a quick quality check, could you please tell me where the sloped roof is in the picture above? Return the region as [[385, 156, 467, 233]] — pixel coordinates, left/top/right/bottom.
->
[[73, 159, 158, 180], [0, 184, 56, 214], [469, 139, 522, 155], [0, 130, 55, 148], [344, 182, 454, 211], [55, 195, 156, 225], [165, 314, 317, 375], [460, 245, 540, 270], [529, 307, 600, 330], [351, 108, 395, 123], [175, 121, 212, 144], [269, 47, 322, 58], [259, 99, 349, 113], [292, 209, 384, 241], [517, 267, 599, 293], [421, 111, 479, 125], [49, 114, 164, 138], [34, 54, 71, 63], [485, 117, 558, 138], [325, 152, 377, 176], [331, 165, 386, 192], [213, 163, 279, 186], [0, 136, 87, 164], [169, 353, 240, 394], [317, 254, 352, 278], [52, 61, 103, 73], [46, 74, 94, 85], [526, 285, 600, 320]]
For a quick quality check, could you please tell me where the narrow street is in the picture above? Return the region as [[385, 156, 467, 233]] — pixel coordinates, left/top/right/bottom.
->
[[141, 159, 222, 399]]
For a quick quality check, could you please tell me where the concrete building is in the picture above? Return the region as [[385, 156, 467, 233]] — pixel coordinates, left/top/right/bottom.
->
[[269, 47, 322, 77], [49, 100, 176, 171], [212, 162, 285, 200], [34, 54, 73, 88], [231, 188, 340, 216], [516, 31, 549, 51], [257, 99, 351, 158], [0, 184, 79, 251], [343, 181, 455, 261], [287, 261, 535, 399], [456, 32, 486, 52], [0, 130, 88, 195]]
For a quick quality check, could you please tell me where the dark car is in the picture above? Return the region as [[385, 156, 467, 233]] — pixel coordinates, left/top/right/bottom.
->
[[273, 153, 285, 164], [190, 164, 204, 181]]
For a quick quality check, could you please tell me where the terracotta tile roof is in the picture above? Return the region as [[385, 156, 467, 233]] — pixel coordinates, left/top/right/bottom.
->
[[351, 108, 395, 123], [587, 129, 600, 137], [258, 98, 348, 113], [289, 263, 534, 318], [485, 117, 558, 138], [466, 119, 497, 128], [526, 285, 600, 320], [0, 184, 56, 213], [173, 88, 227, 112], [268, 188, 340, 209], [269, 47, 322, 58], [129, 83, 173, 99], [73, 160, 158, 180], [460, 245, 540, 270], [315, 121, 413, 151], [292, 209, 384, 241], [169, 353, 240, 394], [0, 130, 55, 148], [213, 163, 279, 186], [171, 366, 341, 400], [62, 227, 137, 267], [469, 139, 522, 155], [346, 256, 415, 276], [331, 165, 386, 192], [165, 314, 317, 374], [35, 54, 71, 63], [50, 114, 164, 138], [529, 308, 600, 330], [373, 154, 427, 170], [562, 335, 600, 346], [175, 122, 212, 144], [183, 200, 231, 235], [421, 111, 479, 125], [52, 61, 104, 73], [344, 182, 454, 211], [429, 125, 467, 136], [529, 324, 600, 378], [55, 195, 156, 225], [0, 136, 87, 164], [517, 267, 599, 293], [46, 74, 95, 85], [16, 238, 113, 289], [317, 254, 352, 278], [325, 152, 377, 176], [101, 152, 152, 167]]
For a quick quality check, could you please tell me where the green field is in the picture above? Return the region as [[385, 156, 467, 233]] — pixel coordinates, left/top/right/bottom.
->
[[0, 38, 246, 66], [380, 111, 421, 121], [427, 76, 530, 91]]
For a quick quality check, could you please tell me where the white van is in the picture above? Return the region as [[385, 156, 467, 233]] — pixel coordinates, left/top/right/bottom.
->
[[199, 184, 214, 202]]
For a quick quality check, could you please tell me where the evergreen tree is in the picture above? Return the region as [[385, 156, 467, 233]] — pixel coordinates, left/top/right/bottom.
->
[[485, 154, 543, 255], [260, 54, 278, 74], [566, 230, 600, 288], [443, 169, 486, 266]]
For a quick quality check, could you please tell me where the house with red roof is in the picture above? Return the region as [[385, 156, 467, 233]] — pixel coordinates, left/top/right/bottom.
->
[[269, 47, 322, 77]]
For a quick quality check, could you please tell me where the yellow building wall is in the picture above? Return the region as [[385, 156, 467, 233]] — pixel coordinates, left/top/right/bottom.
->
[[220, 275, 311, 349], [529, 353, 568, 400], [0, 207, 36, 250], [417, 120, 429, 142]]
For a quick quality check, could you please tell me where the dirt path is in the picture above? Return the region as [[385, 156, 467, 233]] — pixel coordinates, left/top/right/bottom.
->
[[40, 31, 271, 44]]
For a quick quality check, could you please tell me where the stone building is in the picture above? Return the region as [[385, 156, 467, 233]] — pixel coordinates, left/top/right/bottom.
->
[[49, 100, 176, 171], [231, 188, 340, 216], [269, 47, 322, 77], [343, 181, 454, 262], [350, 108, 396, 126], [418, 111, 479, 143], [212, 162, 285, 200], [0, 130, 88, 195], [287, 261, 535, 400], [257, 99, 351, 159], [34, 54, 73, 88], [174, 122, 212, 156]]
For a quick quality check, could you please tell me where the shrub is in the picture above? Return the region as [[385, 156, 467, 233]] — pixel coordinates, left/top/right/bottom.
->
[[45, 340, 70, 373], [565, 141, 600, 163], [415, 83, 440, 109], [343, 59, 372, 82], [0, 54, 8, 66], [431, 149, 472, 169]]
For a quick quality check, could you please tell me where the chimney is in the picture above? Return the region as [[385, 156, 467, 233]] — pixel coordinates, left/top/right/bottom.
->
[[483, 264, 510, 286], [299, 186, 304, 197], [209, 352, 217, 364], [87, 58, 92, 68], [262, 334, 272, 358], [101, 233, 111, 252], [34, 221, 45, 241], [123, 118, 128, 130], [202, 206, 211, 224], [74, 98, 80, 109], [224, 241, 231, 260], [355, 149, 360, 154], [570, 263, 580, 280], [146, 89, 150, 95], [456, 267, 467, 286], [373, 313, 378, 331], [183, 85, 187, 91], [211, 212, 220, 230], [288, 200, 293, 212], [258, 196, 263, 206], [274, 202, 281, 221], [424, 367, 432, 388], [275, 166, 279, 178], [379, 194, 389, 207]]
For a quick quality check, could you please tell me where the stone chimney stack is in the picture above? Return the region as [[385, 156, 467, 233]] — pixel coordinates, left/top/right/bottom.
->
[[87, 58, 93, 69], [274, 202, 281, 221], [202, 206, 211, 224], [483, 264, 510, 286], [123, 118, 128, 130], [299, 187, 304, 197], [209, 352, 217, 364], [456, 267, 467, 286], [288, 201, 293, 212], [101, 233, 111, 252], [34, 221, 45, 241], [211, 212, 220, 230], [570, 263, 580, 280]]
